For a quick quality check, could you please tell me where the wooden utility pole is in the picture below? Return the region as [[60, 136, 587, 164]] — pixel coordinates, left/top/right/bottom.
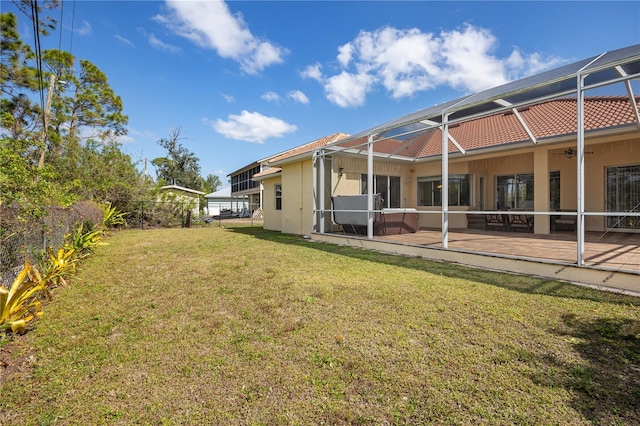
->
[[37, 74, 56, 169]]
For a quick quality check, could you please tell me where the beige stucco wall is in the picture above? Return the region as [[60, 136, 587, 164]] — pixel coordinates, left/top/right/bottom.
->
[[260, 175, 282, 232], [331, 157, 413, 201], [266, 133, 638, 236], [280, 160, 315, 235]]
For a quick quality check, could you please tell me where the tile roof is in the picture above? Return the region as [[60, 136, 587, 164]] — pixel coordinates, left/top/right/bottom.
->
[[266, 132, 350, 164], [334, 96, 639, 159], [251, 167, 281, 179], [262, 97, 638, 165]]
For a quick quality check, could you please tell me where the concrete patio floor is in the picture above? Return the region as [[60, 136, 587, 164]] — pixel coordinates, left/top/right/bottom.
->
[[312, 228, 640, 296]]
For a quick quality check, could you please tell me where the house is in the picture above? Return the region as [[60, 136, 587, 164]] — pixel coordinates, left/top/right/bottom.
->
[[249, 44, 639, 289], [204, 186, 250, 217], [228, 162, 264, 215], [159, 184, 205, 217], [251, 132, 350, 235]]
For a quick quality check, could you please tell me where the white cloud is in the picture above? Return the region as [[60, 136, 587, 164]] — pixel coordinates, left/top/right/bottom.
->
[[300, 63, 323, 82], [261, 91, 281, 103], [158, 0, 288, 74], [221, 93, 235, 103], [75, 20, 92, 36], [325, 71, 375, 108], [337, 43, 353, 67], [308, 23, 565, 107], [148, 33, 181, 53], [438, 25, 507, 92], [287, 90, 309, 104], [206, 110, 297, 143], [115, 34, 134, 47]]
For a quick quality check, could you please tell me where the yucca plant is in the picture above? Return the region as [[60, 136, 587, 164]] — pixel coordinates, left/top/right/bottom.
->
[[41, 247, 77, 288], [101, 202, 128, 229], [65, 222, 106, 259], [0, 261, 51, 334]]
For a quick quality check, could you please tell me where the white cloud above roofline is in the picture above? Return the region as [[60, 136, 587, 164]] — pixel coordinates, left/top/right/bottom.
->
[[157, 0, 288, 74], [204, 110, 297, 143], [304, 23, 566, 108]]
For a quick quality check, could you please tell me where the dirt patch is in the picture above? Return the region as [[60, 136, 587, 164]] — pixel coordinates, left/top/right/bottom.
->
[[0, 340, 36, 387]]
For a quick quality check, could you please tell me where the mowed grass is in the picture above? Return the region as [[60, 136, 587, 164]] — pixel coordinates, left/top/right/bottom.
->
[[2, 224, 639, 425]]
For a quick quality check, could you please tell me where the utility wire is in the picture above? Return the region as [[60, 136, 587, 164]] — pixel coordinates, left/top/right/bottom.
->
[[30, 0, 45, 126], [69, 0, 76, 55], [58, 0, 64, 51]]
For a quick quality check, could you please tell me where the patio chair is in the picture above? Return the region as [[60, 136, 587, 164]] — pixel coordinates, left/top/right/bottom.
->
[[485, 213, 508, 231], [508, 213, 534, 232]]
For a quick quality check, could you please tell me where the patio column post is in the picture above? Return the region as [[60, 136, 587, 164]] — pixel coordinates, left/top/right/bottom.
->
[[576, 73, 586, 265], [313, 150, 322, 233], [533, 148, 550, 234], [367, 135, 374, 240], [441, 114, 449, 249]]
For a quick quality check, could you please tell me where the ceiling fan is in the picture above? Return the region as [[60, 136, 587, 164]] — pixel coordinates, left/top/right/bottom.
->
[[553, 147, 595, 158]]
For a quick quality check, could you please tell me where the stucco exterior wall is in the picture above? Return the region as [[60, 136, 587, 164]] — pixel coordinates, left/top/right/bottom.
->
[[265, 133, 637, 236], [261, 176, 282, 232], [280, 161, 311, 235]]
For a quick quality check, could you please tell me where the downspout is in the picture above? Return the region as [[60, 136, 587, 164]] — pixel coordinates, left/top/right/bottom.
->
[[300, 161, 305, 235], [367, 135, 374, 240], [313, 150, 321, 233]]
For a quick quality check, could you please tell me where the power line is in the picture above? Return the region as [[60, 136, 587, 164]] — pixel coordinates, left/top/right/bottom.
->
[[69, 0, 76, 55], [30, 0, 45, 127], [58, 0, 64, 51]]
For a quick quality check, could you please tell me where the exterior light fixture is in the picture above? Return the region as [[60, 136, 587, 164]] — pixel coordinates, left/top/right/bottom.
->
[[338, 167, 344, 177]]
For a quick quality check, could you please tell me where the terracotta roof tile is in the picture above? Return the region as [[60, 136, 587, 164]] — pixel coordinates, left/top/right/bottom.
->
[[267, 97, 637, 163], [356, 96, 638, 159], [267, 132, 350, 164]]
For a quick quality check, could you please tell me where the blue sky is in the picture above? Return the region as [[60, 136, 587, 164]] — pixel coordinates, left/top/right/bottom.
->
[[7, 0, 640, 185]]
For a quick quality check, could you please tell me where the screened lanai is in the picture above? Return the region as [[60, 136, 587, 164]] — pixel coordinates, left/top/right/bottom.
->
[[312, 44, 640, 281]]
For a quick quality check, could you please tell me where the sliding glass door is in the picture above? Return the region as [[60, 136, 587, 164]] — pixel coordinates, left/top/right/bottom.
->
[[496, 174, 534, 210], [606, 165, 640, 230]]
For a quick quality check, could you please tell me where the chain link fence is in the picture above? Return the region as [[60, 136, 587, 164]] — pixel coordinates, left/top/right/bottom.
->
[[0, 201, 102, 288], [129, 200, 204, 229], [1, 199, 262, 288]]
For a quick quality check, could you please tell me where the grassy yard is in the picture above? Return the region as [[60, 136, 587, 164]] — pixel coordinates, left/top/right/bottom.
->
[[1, 224, 639, 425]]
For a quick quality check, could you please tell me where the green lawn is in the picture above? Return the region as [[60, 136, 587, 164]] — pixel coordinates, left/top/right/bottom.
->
[[2, 224, 639, 425]]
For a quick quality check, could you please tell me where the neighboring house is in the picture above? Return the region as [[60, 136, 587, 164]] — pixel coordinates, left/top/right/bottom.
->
[[228, 162, 264, 214], [159, 185, 205, 217], [204, 186, 249, 216]]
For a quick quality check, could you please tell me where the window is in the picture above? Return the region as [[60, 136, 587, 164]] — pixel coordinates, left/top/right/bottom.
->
[[550, 171, 560, 210], [607, 165, 640, 229], [360, 174, 401, 208], [496, 174, 534, 210], [275, 184, 282, 210], [231, 165, 261, 192], [417, 174, 471, 206]]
